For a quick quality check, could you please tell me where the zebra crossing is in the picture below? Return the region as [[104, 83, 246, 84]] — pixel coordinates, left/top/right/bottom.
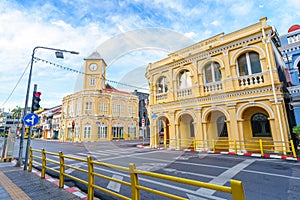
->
[[66, 146, 141, 160], [34, 147, 145, 167]]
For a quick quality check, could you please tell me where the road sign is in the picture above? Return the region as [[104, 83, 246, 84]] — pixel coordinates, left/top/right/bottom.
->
[[23, 113, 39, 126], [151, 114, 158, 119]]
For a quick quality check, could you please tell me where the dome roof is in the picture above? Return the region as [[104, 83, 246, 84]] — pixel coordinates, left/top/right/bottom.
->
[[288, 24, 300, 33]]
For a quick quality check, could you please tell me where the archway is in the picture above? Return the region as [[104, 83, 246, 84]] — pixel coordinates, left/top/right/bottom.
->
[[177, 113, 195, 150], [204, 110, 229, 151], [240, 106, 273, 152], [157, 116, 170, 147]]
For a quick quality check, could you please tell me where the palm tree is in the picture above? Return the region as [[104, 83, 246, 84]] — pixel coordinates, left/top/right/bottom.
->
[[11, 106, 22, 119]]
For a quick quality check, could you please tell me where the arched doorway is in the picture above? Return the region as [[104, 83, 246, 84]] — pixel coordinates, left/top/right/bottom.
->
[[178, 114, 194, 150], [157, 117, 170, 147], [241, 106, 273, 152], [204, 110, 228, 151]]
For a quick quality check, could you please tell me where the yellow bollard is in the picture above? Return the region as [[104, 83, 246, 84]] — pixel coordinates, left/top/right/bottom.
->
[[28, 147, 32, 172], [129, 163, 140, 200], [234, 140, 237, 154], [41, 148, 46, 179], [230, 180, 246, 200], [259, 139, 264, 157], [87, 156, 94, 200], [59, 151, 65, 188], [290, 140, 297, 158]]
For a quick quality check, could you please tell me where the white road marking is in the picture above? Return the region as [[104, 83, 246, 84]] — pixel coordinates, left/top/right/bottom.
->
[[243, 169, 300, 180], [162, 168, 216, 179], [107, 174, 123, 192], [195, 159, 256, 196], [93, 166, 226, 200]]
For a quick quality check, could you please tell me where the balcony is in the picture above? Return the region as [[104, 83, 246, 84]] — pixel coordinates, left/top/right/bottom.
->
[[287, 85, 300, 95], [238, 73, 264, 86], [177, 88, 192, 98], [156, 93, 168, 101], [203, 81, 223, 93]]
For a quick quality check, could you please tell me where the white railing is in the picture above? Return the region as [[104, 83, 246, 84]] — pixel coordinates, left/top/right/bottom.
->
[[238, 73, 264, 86], [287, 85, 300, 94], [177, 88, 192, 98], [204, 81, 223, 93], [156, 93, 168, 101]]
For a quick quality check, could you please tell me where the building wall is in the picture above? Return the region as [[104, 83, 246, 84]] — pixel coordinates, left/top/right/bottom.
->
[[279, 27, 300, 126], [60, 52, 139, 142], [146, 17, 291, 152]]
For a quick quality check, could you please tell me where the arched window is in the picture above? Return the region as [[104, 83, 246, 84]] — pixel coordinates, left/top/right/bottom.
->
[[178, 70, 192, 89], [217, 116, 228, 137], [157, 77, 168, 94], [203, 62, 222, 83], [190, 119, 194, 137], [237, 51, 262, 76], [251, 113, 271, 137]]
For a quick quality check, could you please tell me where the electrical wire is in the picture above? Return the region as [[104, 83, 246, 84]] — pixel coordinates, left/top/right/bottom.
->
[[0, 60, 31, 108], [34, 57, 149, 91]]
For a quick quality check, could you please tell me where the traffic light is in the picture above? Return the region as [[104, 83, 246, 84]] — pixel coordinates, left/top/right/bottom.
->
[[32, 91, 42, 111]]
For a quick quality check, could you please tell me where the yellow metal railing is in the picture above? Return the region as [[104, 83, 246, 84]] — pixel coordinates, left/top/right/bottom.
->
[[29, 147, 246, 200], [191, 139, 297, 158]]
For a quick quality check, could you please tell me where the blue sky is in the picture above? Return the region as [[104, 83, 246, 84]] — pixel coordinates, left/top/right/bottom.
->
[[0, 0, 299, 111]]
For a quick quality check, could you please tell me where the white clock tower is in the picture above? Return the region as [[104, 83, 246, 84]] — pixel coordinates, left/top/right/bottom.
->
[[83, 51, 107, 90]]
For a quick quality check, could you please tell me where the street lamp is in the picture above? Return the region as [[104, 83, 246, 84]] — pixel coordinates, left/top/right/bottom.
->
[[17, 46, 79, 169]]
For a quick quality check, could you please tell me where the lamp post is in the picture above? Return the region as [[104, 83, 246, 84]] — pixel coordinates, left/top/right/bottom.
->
[[16, 46, 79, 169]]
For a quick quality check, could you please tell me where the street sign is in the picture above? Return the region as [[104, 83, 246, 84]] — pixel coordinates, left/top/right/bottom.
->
[[23, 113, 39, 126], [151, 114, 158, 119]]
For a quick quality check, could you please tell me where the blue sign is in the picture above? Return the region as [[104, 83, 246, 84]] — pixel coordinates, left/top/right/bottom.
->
[[151, 114, 158, 119], [23, 113, 39, 126]]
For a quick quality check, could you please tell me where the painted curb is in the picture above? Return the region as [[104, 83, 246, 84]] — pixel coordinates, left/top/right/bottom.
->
[[31, 169, 87, 199], [136, 145, 300, 162]]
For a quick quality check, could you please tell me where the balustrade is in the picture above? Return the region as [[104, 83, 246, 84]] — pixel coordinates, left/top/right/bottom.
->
[[238, 73, 264, 86]]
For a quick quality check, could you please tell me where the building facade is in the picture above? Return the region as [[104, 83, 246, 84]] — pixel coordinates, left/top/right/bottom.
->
[[132, 90, 150, 138], [60, 52, 139, 142], [279, 25, 300, 126], [35, 105, 61, 139], [146, 17, 291, 152]]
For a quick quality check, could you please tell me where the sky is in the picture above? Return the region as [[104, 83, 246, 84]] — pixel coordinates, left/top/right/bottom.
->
[[0, 0, 299, 112]]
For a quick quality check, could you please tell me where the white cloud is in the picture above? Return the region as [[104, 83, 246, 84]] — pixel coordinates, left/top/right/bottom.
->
[[184, 32, 197, 39], [211, 20, 220, 26]]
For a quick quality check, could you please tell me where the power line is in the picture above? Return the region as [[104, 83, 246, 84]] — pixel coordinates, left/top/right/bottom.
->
[[1, 60, 31, 108], [34, 57, 149, 91]]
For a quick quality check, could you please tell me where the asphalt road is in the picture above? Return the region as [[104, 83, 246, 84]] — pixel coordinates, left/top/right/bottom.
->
[[12, 139, 300, 200]]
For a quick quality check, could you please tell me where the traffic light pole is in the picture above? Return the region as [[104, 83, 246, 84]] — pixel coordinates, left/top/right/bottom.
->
[[16, 47, 36, 167], [16, 46, 79, 168], [23, 84, 37, 170]]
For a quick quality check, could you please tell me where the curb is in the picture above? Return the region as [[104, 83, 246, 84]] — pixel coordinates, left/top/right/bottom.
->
[[31, 169, 87, 199], [137, 145, 300, 162], [1, 158, 14, 162]]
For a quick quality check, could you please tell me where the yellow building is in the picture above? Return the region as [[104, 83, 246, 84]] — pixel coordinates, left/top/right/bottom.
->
[[60, 52, 139, 142], [146, 17, 291, 153]]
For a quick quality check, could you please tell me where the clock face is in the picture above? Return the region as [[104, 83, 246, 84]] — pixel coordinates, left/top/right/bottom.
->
[[89, 63, 98, 71]]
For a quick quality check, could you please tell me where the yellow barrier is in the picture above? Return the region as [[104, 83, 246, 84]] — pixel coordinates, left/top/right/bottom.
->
[[28, 147, 246, 200], [191, 139, 297, 158]]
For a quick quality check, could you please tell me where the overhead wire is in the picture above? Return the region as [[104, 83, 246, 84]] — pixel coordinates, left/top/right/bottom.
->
[[34, 57, 149, 91], [1, 60, 31, 108]]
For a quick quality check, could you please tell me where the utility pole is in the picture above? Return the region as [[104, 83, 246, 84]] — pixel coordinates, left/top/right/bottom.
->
[[16, 46, 79, 168], [23, 84, 37, 170]]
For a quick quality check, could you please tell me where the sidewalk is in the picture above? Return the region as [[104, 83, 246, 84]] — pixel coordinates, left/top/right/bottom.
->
[[0, 161, 84, 200]]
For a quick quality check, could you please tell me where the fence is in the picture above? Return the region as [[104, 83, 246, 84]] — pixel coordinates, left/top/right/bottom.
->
[[157, 138, 297, 158], [29, 147, 246, 200]]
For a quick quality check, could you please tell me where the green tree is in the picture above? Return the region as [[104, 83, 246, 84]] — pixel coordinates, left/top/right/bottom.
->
[[11, 106, 22, 119]]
